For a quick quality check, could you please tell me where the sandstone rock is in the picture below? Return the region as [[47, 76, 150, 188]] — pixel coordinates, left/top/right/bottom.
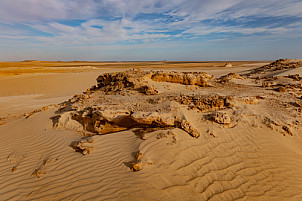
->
[[98, 109, 131, 124], [288, 74, 301, 81], [175, 94, 234, 112], [213, 112, 231, 125], [94, 120, 128, 134], [131, 112, 175, 127], [139, 85, 158, 95], [130, 152, 152, 172], [180, 120, 200, 138], [151, 71, 212, 87]]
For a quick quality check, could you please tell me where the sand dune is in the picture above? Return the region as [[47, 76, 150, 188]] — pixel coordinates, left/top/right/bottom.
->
[[0, 60, 302, 200]]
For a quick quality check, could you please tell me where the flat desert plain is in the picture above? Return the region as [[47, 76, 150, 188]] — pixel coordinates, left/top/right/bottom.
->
[[0, 60, 302, 200]]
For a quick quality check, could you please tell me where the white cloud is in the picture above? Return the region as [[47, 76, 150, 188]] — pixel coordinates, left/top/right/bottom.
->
[[0, 0, 302, 48]]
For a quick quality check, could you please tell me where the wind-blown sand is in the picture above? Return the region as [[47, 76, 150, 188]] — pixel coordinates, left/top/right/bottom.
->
[[0, 60, 302, 200]]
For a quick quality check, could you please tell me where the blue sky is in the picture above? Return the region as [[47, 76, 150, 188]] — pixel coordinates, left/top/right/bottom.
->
[[0, 0, 301, 61]]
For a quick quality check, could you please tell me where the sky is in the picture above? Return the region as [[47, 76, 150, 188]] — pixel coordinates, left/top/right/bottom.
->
[[0, 0, 302, 61]]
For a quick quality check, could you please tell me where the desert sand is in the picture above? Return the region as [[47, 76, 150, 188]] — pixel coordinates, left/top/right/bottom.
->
[[0, 60, 302, 200]]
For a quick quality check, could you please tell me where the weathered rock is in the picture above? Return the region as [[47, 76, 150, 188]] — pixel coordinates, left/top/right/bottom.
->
[[151, 71, 213, 87], [180, 120, 200, 138], [74, 137, 95, 155], [96, 70, 145, 92], [175, 94, 234, 112], [138, 85, 158, 95], [98, 109, 131, 124], [213, 112, 231, 125], [282, 125, 293, 136], [131, 112, 176, 127], [219, 72, 243, 83], [131, 152, 152, 172]]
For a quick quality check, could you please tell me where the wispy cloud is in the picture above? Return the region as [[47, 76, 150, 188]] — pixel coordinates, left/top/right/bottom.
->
[[0, 0, 301, 60]]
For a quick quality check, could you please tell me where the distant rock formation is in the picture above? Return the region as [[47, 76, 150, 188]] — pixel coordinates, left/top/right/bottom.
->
[[224, 63, 232, 67]]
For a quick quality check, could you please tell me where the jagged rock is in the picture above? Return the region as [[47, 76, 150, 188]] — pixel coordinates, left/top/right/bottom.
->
[[180, 120, 200, 138], [96, 70, 145, 92], [213, 112, 231, 125]]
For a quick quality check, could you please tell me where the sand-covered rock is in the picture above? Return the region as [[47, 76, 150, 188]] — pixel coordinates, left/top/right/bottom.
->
[[53, 112, 83, 132], [131, 112, 176, 127], [219, 72, 243, 83], [131, 152, 152, 172]]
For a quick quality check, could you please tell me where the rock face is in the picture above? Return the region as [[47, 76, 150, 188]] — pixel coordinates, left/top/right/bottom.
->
[[96, 69, 145, 93], [174, 94, 234, 112], [131, 112, 176, 127], [151, 71, 213, 87]]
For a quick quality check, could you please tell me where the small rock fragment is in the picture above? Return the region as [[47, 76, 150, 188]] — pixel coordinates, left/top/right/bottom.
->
[[130, 152, 152, 172], [74, 137, 95, 155], [11, 166, 17, 172]]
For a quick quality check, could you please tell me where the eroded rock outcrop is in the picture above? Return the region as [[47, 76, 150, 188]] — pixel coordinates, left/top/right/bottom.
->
[[174, 94, 234, 112], [151, 71, 214, 87], [213, 112, 231, 125]]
